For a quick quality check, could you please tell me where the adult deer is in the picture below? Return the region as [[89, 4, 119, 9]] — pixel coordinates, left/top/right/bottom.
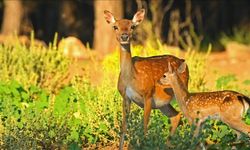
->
[[160, 62, 250, 139], [104, 9, 189, 149]]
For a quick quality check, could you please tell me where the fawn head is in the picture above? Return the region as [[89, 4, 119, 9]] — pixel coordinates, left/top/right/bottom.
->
[[104, 9, 145, 44], [160, 62, 187, 85]]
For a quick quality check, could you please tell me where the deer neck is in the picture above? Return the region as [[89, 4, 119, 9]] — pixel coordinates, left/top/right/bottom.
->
[[120, 43, 135, 80], [170, 74, 189, 115]]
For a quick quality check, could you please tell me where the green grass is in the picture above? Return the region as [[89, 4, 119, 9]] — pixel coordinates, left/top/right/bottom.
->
[[0, 35, 250, 149]]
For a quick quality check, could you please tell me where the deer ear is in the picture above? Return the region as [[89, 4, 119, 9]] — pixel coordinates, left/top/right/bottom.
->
[[177, 62, 187, 74], [168, 62, 173, 73], [104, 10, 116, 24], [132, 9, 145, 25]]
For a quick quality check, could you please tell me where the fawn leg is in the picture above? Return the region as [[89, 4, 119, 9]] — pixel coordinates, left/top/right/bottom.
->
[[192, 119, 206, 150], [119, 96, 131, 150], [223, 118, 250, 147], [224, 119, 250, 136], [160, 104, 181, 135], [144, 97, 152, 135], [193, 119, 203, 137], [160, 104, 181, 147]]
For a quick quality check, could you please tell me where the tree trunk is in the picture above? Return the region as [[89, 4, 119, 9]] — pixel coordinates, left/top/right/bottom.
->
[[94, 0, 123, 55], [150, 0, 162, 40], [150, 0, 173, 42], [1, 0, 23, 35]]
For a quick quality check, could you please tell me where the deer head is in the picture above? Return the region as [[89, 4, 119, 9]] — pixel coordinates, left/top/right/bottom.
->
[[104, 9, 145, 44], [160, 62, 187, 85]]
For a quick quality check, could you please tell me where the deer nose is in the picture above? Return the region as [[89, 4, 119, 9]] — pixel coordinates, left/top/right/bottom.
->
[[121, 34, 129, 41]]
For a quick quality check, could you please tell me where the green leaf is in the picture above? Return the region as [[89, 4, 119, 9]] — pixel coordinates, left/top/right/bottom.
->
[[10, 80, 21, 89], [21, 91, 29, 100], [49, 130, 56, 138], [17, 122, 24, 129], [70, 129, 79, 141], [218, 125, 229, 138], [39, 91, 48, 102], [29, 85, 40, 94], [69, 142, 81, 150], [11, 87, 20, 97], [245, 116, 250, 125], [243, 80, 250, 85], [0, 85, 11, 94], [99, 123, 108, 132], [216, 74, 237, 90]]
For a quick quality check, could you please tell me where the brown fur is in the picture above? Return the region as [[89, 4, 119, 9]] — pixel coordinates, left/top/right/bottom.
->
[[104, 9, 189, 149]]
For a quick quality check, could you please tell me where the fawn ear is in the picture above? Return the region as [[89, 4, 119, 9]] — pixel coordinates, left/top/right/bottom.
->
[[132, 9, 145, 25], [168, 62, 173, 73], [104, 10, 116, 24], [177, 62, 187, 74]]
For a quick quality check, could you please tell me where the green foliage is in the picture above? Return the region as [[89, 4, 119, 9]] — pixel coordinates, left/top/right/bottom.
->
[[0, 36, 250, 149], [243, 80, 250, 86], [220, 27, 250, 46], [216, 74, 238, 90], [0, 79, 121, 149], [168, 123, 203, 150], [127, 109, 170, 149], [0, 34, 70, 92]]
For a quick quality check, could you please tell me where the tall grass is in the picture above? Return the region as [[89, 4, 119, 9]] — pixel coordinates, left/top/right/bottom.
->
[[0, 34, 70, 92]]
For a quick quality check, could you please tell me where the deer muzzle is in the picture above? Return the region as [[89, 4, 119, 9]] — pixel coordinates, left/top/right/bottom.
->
[[120, 33, 129, 44]]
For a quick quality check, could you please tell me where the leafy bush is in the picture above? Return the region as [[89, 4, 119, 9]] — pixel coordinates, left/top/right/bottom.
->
[[0, 79, 122, 149]]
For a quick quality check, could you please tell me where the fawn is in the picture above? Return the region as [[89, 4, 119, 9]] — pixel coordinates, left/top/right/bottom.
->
[[160, 62, 250, 139], [104, 9, 189, 149]]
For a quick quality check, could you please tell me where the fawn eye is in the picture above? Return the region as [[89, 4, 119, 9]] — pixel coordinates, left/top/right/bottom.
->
[[163, 75, 166, 78], [113, 26, 118, 30], [131, 25, 136, 30]]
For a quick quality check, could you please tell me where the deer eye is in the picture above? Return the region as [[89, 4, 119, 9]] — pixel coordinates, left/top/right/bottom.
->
[[163, 74, 166, 78], [113, 26, 118, 30], [131, 25, 136, 30]]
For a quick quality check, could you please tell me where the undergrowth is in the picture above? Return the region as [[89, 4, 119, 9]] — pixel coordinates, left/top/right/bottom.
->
[[0, 35, 250, 149]]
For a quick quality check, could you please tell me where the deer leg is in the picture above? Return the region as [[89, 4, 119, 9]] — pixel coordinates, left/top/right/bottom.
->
[[144, 97, 152, 135], [119, 96, 131, 150], [160, 104, 181, 135]]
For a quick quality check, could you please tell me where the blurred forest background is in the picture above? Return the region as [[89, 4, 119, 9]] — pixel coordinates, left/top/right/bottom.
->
[[0, 0, 250, 54]]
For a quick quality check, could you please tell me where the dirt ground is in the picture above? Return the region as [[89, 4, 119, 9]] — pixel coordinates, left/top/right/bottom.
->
[[206, 50, 250, 91]]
